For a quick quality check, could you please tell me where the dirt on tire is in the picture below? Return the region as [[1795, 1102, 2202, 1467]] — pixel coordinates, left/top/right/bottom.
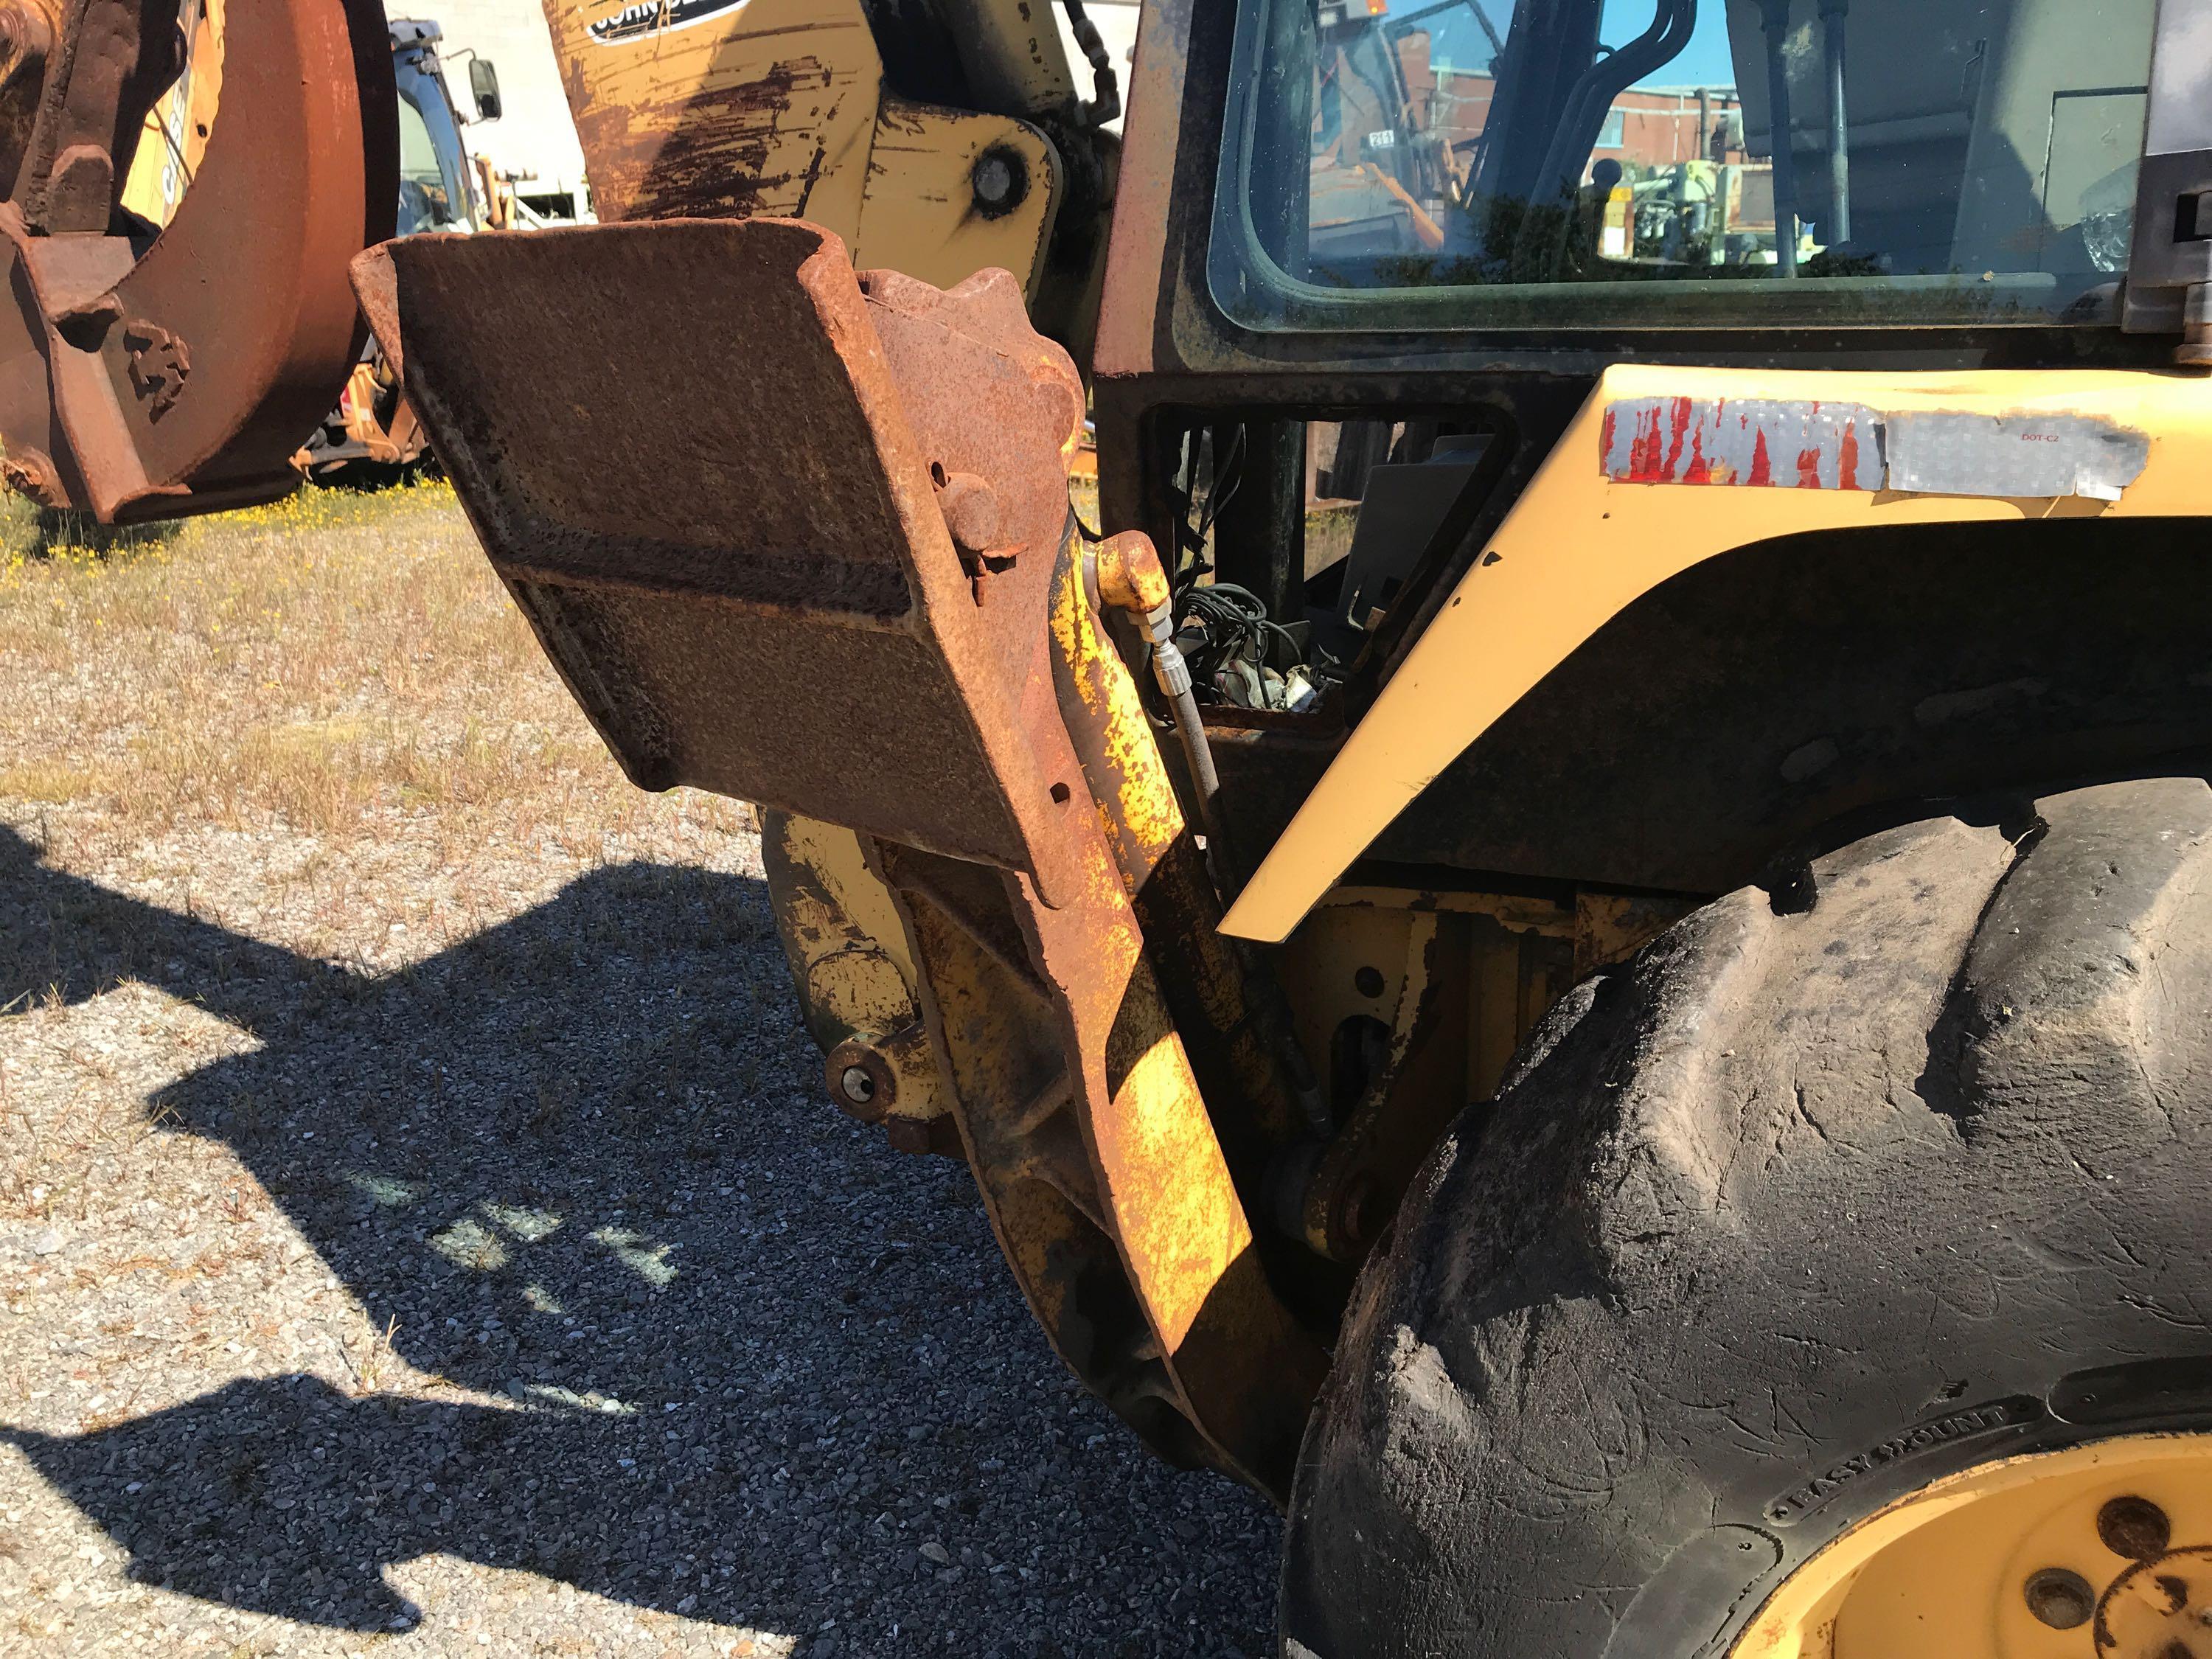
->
[[1283, 777, 2212, 1659]]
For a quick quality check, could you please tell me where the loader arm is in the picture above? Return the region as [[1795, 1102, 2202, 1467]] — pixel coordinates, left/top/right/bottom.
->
[[346, 0, 1334, 1491], [348, 219, 1324, 1498]]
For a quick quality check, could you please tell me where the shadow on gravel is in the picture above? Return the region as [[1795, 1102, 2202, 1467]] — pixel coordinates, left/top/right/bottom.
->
[[0, 825, 1277, 1656], [0, 824, 352, 1021]]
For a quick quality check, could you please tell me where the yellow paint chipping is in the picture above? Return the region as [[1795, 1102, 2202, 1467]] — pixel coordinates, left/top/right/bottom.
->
[[1094, 1031, 1249, 1352]]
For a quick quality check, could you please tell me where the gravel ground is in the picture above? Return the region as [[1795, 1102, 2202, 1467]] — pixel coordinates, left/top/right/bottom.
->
[[0, 492, 1280, 1656]]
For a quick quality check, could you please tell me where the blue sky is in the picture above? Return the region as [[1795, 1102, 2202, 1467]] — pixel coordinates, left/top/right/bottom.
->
[[1603, 0, 1741, 88]]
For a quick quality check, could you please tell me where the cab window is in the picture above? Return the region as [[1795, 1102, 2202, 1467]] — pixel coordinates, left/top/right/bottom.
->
[[1211, 0, 2159, 330], [398, 86, 467, 234]]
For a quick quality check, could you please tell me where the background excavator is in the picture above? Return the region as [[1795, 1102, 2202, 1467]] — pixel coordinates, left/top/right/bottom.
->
[[291, 14, 505, 478], [43, 0, 526, 490], [13, 0, 2212, 1653]]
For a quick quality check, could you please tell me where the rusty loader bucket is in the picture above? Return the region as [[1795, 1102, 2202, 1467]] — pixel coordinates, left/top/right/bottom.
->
[[349, 220, 1324, 1498]]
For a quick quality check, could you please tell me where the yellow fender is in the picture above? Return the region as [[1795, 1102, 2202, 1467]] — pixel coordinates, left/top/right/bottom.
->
[[1222, 364, 2212, 942]]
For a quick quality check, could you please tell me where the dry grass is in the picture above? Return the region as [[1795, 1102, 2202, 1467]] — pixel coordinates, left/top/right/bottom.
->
[[0, 481, 751, 854], [0, 476, 1279, 1657], [0, 478, 765, 1260]]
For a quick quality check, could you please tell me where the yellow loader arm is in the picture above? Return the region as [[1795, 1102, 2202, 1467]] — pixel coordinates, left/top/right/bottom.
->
[[350, 217, 1322, 1498]]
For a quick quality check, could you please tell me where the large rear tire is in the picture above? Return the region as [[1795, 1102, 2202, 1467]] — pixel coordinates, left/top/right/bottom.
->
[[1281, 779, 2212, 1658]]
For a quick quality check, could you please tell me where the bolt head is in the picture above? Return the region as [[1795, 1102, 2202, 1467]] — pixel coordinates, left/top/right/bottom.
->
[[969, 146, 1029, 218], [2023, 1567, 2096, 1630], [935, 471, 1003, 554], [973, 154, 1015, 207], [825, 1040, 894, 1122]]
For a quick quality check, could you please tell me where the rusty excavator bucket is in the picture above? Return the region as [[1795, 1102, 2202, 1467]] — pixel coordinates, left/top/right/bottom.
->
[[350, 218, 1326, 1499], [352, 219, 1093, 905], [0, 0, 396, 522]]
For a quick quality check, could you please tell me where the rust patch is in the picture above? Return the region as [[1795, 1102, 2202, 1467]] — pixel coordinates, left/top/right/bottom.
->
[[0, 0, 396, 520], [569, 55, 836, 220]]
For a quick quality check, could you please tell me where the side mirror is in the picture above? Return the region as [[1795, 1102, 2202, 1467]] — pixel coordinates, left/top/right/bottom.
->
[[469, 58, 501, 122]]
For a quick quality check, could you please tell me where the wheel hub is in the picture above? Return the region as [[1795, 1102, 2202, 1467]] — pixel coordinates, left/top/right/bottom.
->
[[1733, 1435, 2212, 1659], [2097, 1544, 2212, 1658]]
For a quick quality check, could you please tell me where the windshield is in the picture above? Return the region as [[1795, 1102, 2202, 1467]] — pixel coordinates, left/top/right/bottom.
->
[[396, 58, 476, 234], [1211, 0, 2158, 330]]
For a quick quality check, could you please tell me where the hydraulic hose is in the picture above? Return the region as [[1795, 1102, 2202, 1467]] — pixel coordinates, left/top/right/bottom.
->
[[1057, 0, 1120, 126], [1085, 532, 1232, 872], [1141, 604, 1232, 866]]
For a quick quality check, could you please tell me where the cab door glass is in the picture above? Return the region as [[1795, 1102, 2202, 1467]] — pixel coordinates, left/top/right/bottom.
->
[[396, 60, 479, 235], [1214, 0, 2160, 329]]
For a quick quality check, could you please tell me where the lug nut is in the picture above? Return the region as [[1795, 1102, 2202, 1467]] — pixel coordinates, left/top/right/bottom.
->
[[2023, 1567, 2096, 1630], [2099, 1495, 2173, 1561]]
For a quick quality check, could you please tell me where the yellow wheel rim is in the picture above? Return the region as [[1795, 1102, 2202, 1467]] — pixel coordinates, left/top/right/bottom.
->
[[1733, 1433, 2212, 1659]]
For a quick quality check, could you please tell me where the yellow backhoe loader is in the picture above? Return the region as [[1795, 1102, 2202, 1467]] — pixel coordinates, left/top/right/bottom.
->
[[10, 0, 2212, 1651]]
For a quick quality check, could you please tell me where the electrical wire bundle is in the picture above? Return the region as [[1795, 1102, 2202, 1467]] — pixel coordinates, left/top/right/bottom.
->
[[1178, 582, 1300, 704], [1169, 425, 1246, 593]]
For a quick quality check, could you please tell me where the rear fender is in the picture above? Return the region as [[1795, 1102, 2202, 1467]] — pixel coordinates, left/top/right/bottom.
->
[[1222, 365, 2212, 942]]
